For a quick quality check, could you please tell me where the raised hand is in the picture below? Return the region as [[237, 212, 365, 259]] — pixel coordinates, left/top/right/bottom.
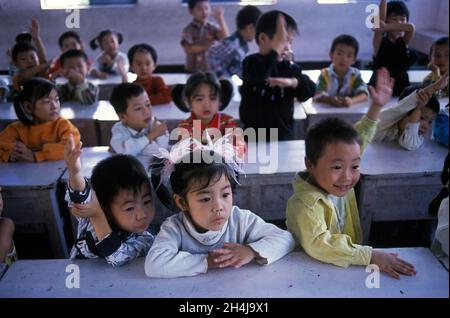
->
[[64, 133, 82, 175], [29, 18, 40, 40], [368, 68, 394, 108]]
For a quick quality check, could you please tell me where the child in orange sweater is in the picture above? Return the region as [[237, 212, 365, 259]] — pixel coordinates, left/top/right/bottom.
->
[[0, 78, 80, 162]]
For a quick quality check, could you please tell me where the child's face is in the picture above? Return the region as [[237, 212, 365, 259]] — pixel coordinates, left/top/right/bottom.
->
[[179, 174, 233, 233], [306, 141, 361, 197], [15, 50, 39, 70], [120, 91, 153, 131], [27, 88, 60, 124], [261, 30, 295, 62], [431, 44, 449, 75], [190, 1, 211, 23], [386, 14, 407, 39], [131, 51, 156, 79], [61, 37, 82, 52], [63, 56, 88, 79], [419, 107, 437, 135], [330, 44, 356, 75], [109, 182, 155, 234], [100, 33, 119, 56], [241, 24, 256, 42], [190, 83, 219, 125]]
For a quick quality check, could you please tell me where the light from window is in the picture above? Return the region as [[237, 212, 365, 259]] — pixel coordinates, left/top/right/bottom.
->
[[41, 0, 137, 10]]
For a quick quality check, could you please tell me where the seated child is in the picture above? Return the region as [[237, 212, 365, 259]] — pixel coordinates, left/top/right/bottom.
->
[[434, 103, 449, 147], [64, 135, 156, 267], [207, 5, 262, 79], [239, 10, 316, 141], [0, 78, 9, 103], [7, 32, 33, 77], [374, 74, 448, 150], [0, 78, 80, 162], [315, 34, 369, 107], [58, 49, 98, 105], [90, 29, 129, 79], [0, 186, 17, 279], [181, 0, 229, 73], [423, 37, 449, 98], [145, 141, 295, 278], [127, 43, 171, 105], [286, 68, 417, 280], [109, 83, 170, 170]]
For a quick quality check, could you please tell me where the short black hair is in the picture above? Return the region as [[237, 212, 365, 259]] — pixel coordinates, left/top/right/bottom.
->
[[236, 5, 262, 30], [306, 117, 360, 165], [110, 82, 145, 114], [15, 32, 32, 43], [60, 49, 88, 66], [91, 154, 151, 231], [387, 1, 410, 21], [128, 43, 158, 66], [429, 36, 449, 58], [187, 0, 208, 10], [330, 34, 359, 57], [58, 31, 82, 49], [11, 41, 37, 62], [255, 10, 298, 45]]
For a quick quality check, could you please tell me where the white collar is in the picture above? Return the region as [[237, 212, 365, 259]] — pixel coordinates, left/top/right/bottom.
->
[[182, 213, 228, 246]]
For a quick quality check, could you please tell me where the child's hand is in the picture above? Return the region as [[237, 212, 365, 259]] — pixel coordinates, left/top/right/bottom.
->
[[91, 69, 108, 79], [100, 54, 113, 67], [148, 119, 168, 140], [271, 13, 289, 57], [428, 62, 440, 77], [371, 250, 416, 280], [368, 68, 394, 108], [416, 89, 432, 108], [208, 243, 256, 269], [29, 18, 40, 40], [213, 6, 225, 21], [64, 133, 82, 175], [70, 191, 103, 219], [9, 142, 35, 162], [266, 77, 298, 88], [62, 68, 84, 85]]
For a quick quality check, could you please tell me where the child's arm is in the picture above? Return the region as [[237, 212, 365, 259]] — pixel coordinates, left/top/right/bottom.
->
[[344, 92, 368, 107], [182, 43, 212, 55], [213, 6, 230, 39], [372, 0, 387, 56], [370, 250, 416, 280], [64, 133, 85, 191], [380, 20, 416, 45], [29, 19, 47, 64], [148, 77, 172, 105], [9, 141, 35, 162], [14, 62, 52, 87]]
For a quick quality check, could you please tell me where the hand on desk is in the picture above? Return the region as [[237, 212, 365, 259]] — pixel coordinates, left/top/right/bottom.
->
[[9, 142, 36, 162], [371, 250, 417, 280], [207, 242, 256, 269]]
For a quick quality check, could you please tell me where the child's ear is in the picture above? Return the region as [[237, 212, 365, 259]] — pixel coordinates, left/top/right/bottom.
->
[[173, 194, 188, 212], [22, 101, 33, 114], [258, 33, 268, 47], [118, 112, 127, 121], [305, 156, 313, 171]]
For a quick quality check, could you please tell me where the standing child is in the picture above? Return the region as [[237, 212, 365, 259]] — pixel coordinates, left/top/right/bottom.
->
[[286, 69, 417, 279], [109, 83, 170, 170], [0, 187, 17, 278], [370, 0, 416, 96], [0, 78, 80, 162], [239, 11, 316, 141], [145, 140, 295, 278], [315, 34, 369, 107], [127, 43, 172, 105], [207, 5, 262, 79], [423, 37, 449, 98], [181, 0, 229, 73]]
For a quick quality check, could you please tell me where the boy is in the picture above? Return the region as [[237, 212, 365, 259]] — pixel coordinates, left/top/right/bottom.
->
[[109, 83, 169, 170], [58, 49, 99, 105], [127, 43, 171, 105], [181, 0, 229, 73], [315, 34, 369, 107], [286, 69, 417, 280], [423, 37, 449, 98], [0, 186, 17, 278], [239, 11, 316, 141], [207, 5, 262, 79]]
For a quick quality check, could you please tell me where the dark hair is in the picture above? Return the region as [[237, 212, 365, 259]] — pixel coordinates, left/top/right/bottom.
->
[[236, 5, 262, 30], [386, 1, 410, 21], [90, 29, 123, 50], [171, 71, 233, 112], [58, 31, 82, 49], [187, 0, 208, 10], [13, 78, 58, 125], [429, 36, 449, 58], [255, 10, 298, 45], [60, 49, 88, 66], [399, 85, 440, 114], [91, 154, 152, 231], [11, 41, 37, 63], [128, 43, 158, 66], [330, 34, 359, 57], [306, 117, 360, 165], [110, 82, 145, 114], [15, 32, 32, 43]]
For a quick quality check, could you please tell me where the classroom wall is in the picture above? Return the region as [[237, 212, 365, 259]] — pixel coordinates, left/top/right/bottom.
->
[[0, 0, 448, 70]]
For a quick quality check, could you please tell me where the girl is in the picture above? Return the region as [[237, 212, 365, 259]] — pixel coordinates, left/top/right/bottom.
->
[[90, 29, 129, 79], [0, 78, 80, 162], [64, 135, 156, 267], [145, 140, 295, 278]]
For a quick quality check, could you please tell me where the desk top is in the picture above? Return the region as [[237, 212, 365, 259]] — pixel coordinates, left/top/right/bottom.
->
[[0, 248, 447, 298]]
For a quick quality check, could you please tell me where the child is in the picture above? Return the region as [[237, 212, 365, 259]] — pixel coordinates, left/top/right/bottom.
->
[[423, 37, 449, 98], [286, 68, 417, 280], [58, 49, 99, 105], [90, 29, 129, 79], [64, 135, 155, 267], [0, 186, 17, 279], [172, 71, 238, 142], [207, 5, 262, 79], [374, 74, 448, 150], [0, 78, 9, 103], [0, 78, 80, 162], [315, 34, 369, 107], [370, 0, 416, 96], [127, 43, 172, 105], [109, 83, 170, 170], [181, 0, 229, 73], [145, 141, 295, 278], [239, 11, 316, 141]]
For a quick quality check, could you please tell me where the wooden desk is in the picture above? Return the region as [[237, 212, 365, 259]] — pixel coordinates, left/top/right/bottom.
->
[[0, 248, 447, 297], [0, 160, 69, 258]]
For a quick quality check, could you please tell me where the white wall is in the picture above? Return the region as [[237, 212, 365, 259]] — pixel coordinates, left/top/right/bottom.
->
[[437, 0, 449, 33]]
